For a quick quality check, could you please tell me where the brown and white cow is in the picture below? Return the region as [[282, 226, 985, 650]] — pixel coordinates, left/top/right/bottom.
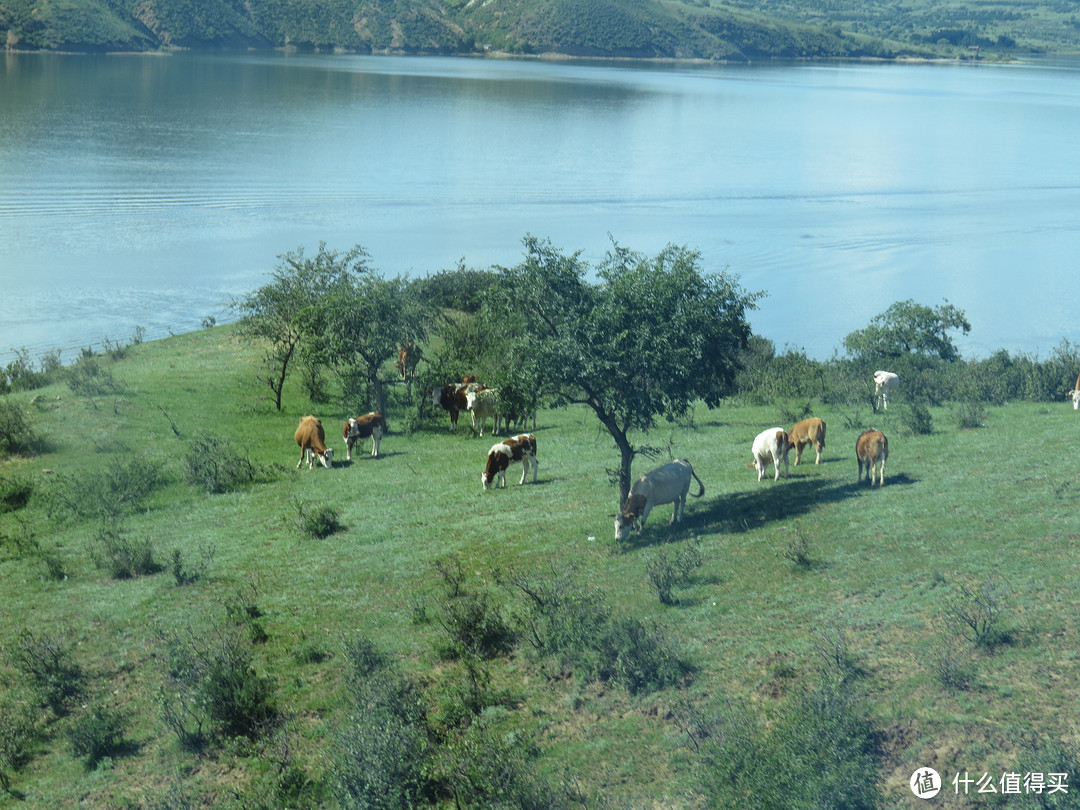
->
[[295, 415, 333, 469], [789, 417, 826, 465], [873, 371, 899, 411], [481, 433, 538, 490], [433, 382, 485, 432], [465, 388, 500, 437], [856, 429, 888, 486], [396, 342, 420, 381], [614, 459, 704, 541], [1067, 368, 1080, 410], [751, 427, 790, 481], [343, 412, 385, 460]]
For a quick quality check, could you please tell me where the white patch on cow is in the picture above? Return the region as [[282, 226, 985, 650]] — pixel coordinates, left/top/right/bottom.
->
[[466, 388, 500, 437], [614, 459, 704, 541], [751, 428, 790, 482]]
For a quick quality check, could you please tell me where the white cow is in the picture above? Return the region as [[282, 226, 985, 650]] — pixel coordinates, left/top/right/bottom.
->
[[614, 459, 705, 541], [873, 371, 899, 411], [466, 388, 500, 436], [1067, 369, 1080, 410], [751, 427, 790, 482]]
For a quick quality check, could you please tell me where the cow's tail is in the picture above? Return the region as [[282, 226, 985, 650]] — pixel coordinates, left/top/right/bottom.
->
[[688, 463, 705, 498]]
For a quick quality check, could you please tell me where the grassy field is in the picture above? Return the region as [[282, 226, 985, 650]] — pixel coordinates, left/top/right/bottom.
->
[[2, 323, 1080, 808]]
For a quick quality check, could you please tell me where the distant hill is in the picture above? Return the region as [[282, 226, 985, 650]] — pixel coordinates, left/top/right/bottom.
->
[[3, 0, 1079, 58]]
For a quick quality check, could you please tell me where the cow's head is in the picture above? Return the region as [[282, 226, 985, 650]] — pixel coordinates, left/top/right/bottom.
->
[[316, 448, 333, 468], [614, 494, 646, 541]]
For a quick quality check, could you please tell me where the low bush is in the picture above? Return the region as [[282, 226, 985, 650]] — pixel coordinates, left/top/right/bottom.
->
[[434, 557, 516, 659], [185, 433, 266, 494], [0, 400, 37, 456], [596, 615, 691, 694], [0, 471, 34, 512], [6, 628, 85, 715], [331, 636, 433, 809], [161, 625, 277, 741], [645, 540, 703, 605], [293, 500, 343, 540], [67, 704, 128, 769], [0, 689, 36, 792], [901, 402, 934, 435], [48, 453, 166, 530], [944, 576, 1012, 649], [89, 528, 160, 579], [700, 681, 882, 809], [170, 544, 215, 586]]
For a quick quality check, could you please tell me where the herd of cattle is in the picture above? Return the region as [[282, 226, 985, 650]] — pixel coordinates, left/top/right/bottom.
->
[[292, 364, 1078, 540]]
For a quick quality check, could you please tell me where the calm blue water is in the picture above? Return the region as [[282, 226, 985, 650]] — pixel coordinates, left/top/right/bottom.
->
[[3, 52, 1080, 363]]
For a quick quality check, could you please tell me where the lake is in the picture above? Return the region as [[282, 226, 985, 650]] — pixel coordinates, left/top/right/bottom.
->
[[3, 52, 1080, 365]]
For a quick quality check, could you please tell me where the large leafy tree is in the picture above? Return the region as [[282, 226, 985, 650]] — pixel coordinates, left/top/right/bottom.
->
[[489, 236, 758, 507], [843, 299, 971, 363]]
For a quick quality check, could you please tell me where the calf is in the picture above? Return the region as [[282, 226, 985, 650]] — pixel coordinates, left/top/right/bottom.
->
[[343, 412, 385, 460], [615, 459, 704, 541], [432, 383, 472, 431], [466, 388, 500, 436], [751, 428, 790, 481], [295, 415, 333, 469], [788, 417, 826, 465], [856, 429, 889, 486], [481, 434, 538, 490], [873, 371, 899, 411]]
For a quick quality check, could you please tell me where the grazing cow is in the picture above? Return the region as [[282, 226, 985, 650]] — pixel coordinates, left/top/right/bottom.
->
[[343, 412, 385, 460], [295, 415, 333, 469], [466, 388, 500, 436], [856, 429, 889, 486], [751, 428, 790, 482], [432, 383, 476, 432], [873, 371, 899, 411], [614, 459, 704, 541], [1067, 369, 1080, 410], [482, 434, 538, 490], [396, 342, 420, 381], [789, 417, 827, 465]]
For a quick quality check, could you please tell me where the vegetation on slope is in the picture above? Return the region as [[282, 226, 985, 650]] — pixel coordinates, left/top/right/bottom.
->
[[6, 0, 1079, 57], [3, 244, 1080, 806]]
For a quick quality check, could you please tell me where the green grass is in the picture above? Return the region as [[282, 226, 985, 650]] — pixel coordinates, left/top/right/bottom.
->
[[2, 325, 1080, 807]]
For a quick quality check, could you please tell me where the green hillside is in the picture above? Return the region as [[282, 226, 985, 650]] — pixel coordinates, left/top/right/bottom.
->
[[3, 263, 1080, 806], [5, 0, 1080, 57]]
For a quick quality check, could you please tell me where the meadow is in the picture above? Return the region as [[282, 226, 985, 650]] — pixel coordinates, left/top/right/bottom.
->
[[2, 323, 1080, 808]]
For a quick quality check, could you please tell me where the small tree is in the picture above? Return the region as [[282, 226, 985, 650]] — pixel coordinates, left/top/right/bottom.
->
[[234, 243, 370, 410], [488, 236, 758, 506]]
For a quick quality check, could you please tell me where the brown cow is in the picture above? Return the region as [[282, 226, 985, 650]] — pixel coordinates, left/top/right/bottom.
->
[[856, 429, 888, 486], [295, 415, 333, 469], [343, 412, 385, 460], [482, 434, 538, 489], [432, 382, 485, 432], [789, 417, 826, 465], [396, 342, 420, 381]]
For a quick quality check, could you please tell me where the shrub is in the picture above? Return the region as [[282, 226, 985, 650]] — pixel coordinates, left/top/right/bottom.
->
[[701, 681, 882, 810], [89, 528, 160, 579], [330, 636, 432, 809], [0, 400, 37, 456], [48, 454, 166, 530], [901, 402, 934, 435], [67, 704, 127, 768], [294, 500, 343, 540], [955, 399, 986, 430], [6, 629, 84, 714], [645, 540, 703, 605], [780, 524, 813, 569], [65, 356, 122, 405], [596, 616, 692, 694], [0, 690, 36, 792], [184, 433, 265, 494], [944, 576, 1011, 649], [170, 544, 215, 586], [0, 471, 34, 512], [434, 557, 515, 659], [932, 630, 976, 691], [161, 625, 277, 741]]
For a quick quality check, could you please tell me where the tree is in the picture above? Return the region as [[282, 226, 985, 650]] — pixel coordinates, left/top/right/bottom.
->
[[323, 274, 430, 417], [842, 299, 971, 363], [489, 236, 758, 508], [234, 243, 370, 411]]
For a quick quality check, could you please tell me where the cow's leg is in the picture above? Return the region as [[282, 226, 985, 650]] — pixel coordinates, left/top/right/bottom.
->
[[297, 449, 305, 469], [878, 458, 886, 486], [345, 437, 353, 462], [371, 432, 380, 457], [814, 443, 822, 464]]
